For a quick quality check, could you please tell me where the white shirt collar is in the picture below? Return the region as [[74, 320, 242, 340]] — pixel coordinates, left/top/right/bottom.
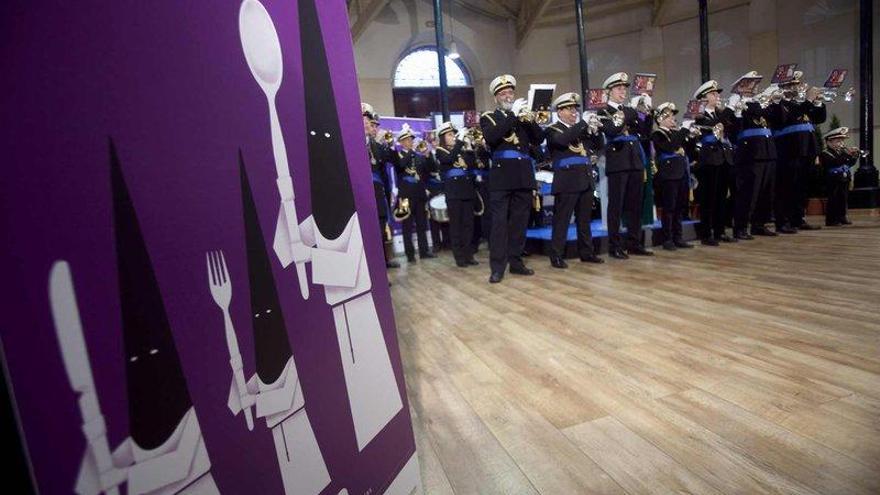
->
[[608, 100, 623, 110]]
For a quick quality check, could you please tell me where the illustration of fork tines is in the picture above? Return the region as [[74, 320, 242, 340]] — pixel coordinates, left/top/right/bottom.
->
[[206, 250, 255, 430]]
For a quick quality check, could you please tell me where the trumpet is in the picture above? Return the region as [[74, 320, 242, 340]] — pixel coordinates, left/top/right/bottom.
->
[[415, 140, 429, 154], [382, 130, 394, 145], [687, 123, 725, 140], [844, 146, 869, 158], [591, 112, 625, 128], [392, 197, 411, 222], [518, 109, 551, 125], [818, 87, 855, 103]]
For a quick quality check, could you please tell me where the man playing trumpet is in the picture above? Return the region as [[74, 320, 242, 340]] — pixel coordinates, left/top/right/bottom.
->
[[480, 74, 544, 283], [693, 81, 738, 245], [436, 121, 480, 267], [362, 103, 400, 268], [773, 70, 827, 233], [544, 92, 605, 268], [393, 125, 437, 262], [820, 127, 860, 226], [598, 72, 654, 259]]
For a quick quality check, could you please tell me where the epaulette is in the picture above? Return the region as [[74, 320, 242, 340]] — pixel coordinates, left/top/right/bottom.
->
[[436, 147, 450, 154], [481, 112, 497, 126]]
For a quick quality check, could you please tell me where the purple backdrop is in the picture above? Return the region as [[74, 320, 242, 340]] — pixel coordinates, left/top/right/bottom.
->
[[0, 1, 416, 493]]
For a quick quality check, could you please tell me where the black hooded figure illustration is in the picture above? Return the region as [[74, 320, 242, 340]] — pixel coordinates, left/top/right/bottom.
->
[[300, 0, 357, 239], [110, 138, 192, 450], [239, 152, 293, 384]]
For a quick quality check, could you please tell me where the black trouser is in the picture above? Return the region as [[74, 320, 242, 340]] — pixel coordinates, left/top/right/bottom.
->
[[488, 188, 532, 274], [697, 165, 728, 239], [735, 159, 775, 231], [550, 189, 595, 259], [606, 170, 644, 251], [429, 218, 449, 251], [775, 155, 812, 228], [402, 195, 429, 258], [724, 163, 736, 228], [826, 179, 849, 224], [657, 178, 686, 243], [448, 198, 475, 263]]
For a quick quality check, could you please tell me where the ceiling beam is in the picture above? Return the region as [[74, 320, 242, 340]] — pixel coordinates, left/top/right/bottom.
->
[[516, 0, 552, 48], [350, 0, 390, 43], [651, 0, 672, 26], [480, 0, 519, 19], [532, 0, 651, 29]]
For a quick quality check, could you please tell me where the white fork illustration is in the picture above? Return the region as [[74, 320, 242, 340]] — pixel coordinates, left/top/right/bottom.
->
[[207, 250, 254, 430]]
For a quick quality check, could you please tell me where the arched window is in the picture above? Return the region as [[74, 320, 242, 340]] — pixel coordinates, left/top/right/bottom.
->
[[393, 47, 470, 88]]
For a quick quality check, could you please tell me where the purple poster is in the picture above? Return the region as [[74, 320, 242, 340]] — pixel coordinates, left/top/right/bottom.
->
[[0, 1, 421, 494]]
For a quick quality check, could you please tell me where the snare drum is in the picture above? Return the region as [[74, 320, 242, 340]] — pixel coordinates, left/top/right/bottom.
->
[[428, 194, 450, 223]]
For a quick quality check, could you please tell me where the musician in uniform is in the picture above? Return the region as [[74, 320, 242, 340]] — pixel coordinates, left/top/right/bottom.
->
[[436, 122, 480, 267], [424, 141, 450, 251], [598, 72, 654, 258], [820, 127, 856, 227], [773, 70, 827, 233], [544, 92, 605, 268], [393, 126, 437, 262], [480, 74, 544, 284], [693, 81, 738, 245], [651, 102, 695, 250], [362, 103, 400, 268], [728, 71, 784, 239]]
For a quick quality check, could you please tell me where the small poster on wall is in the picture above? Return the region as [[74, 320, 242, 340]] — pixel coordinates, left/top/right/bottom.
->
[[771, 63, 798, 84], [586, 88, 608, 110], [632, 73, 657, 96], [824, 68, 848, 88]]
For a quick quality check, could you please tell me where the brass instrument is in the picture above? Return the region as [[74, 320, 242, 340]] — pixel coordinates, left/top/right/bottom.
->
[[382, 130, 394, 145], [392, 197, 411, 222], [415, 140, 429, 154], [818, 86, 855, 103], [474, 189, 485, 216], [535, 110, 551, 125], [384, 223, 393, 242], [688, 123, 724, 140], [844, 146, 870, 159], [532, 190, 541, 211]]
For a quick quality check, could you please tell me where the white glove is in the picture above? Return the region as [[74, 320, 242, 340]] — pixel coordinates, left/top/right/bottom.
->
[[511, 98, 528, 117], [640, 94, 653, 110], [726, 93, 741, 110], [392, 186, 399, 197]]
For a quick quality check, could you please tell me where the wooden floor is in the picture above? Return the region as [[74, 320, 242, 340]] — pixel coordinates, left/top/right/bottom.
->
[[390, 212, 880, 495]]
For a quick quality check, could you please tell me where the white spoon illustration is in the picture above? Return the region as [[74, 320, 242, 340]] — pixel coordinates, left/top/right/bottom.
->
[[239, 0, 310, 299]]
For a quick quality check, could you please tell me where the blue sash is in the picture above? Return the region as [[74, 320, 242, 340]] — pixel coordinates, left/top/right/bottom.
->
[[401, 175, 419, 184], [552, 156, 590, 170], [444, 168, 469, 179], [471, 169, 489, 178], [371, 172, 383, 185], [700, 134, 718, 145], [737, 128, 773, 141], [492, 150, 531, 161], [657, 152, 684, 162], [774, 123, 815, 138], [610, 134, 648, 167]]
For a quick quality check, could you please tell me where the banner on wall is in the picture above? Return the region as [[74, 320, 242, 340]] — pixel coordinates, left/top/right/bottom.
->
[[0, 1, 421, 494]]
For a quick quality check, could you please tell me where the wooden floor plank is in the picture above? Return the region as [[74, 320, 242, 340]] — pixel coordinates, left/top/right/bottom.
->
[[390, 213, 880, 494]]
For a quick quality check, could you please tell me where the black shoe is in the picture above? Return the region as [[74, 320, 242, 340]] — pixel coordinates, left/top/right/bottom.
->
[[386, 260, 400, 268], [797, 223, 822, 231], [662, 241, 677, 251], [580, 254, 605, 264], [628, 246, 654, 256], [550, 257, 568, 269], [841, 218, 852, 225], [420, 251, 437, 259], [825, 221, 841, 227], [674, 240, 694, 249], [407, 255, 417, 263], [717, 234, 737, 243], [467, 258, 480, 266], [777, 225, 798, 234], [489, 272, 504, 284], [734, 230, 754, 240], [751, 227, 777, 237], [610, 249, 629, 259], [455, 260, 469, 267], [701, 238, 720, 246], [510, 264, 535, 276]]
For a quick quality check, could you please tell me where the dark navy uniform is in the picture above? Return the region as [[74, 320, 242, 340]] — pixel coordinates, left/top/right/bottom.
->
[[694, 106, 738, 242], [773, 98, 826, 230], [545, 119, 603, 262], [480, 107, 543, 276], [599, 101, 653, 254], [393, 148, 433, 260], [471, 143, 491, 251], [368, 138, 393, 227], [437, 140, 478, 265], [820, 146, 854, 226], [733, 100, 784, 237], [652, 126, 693, 247]]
